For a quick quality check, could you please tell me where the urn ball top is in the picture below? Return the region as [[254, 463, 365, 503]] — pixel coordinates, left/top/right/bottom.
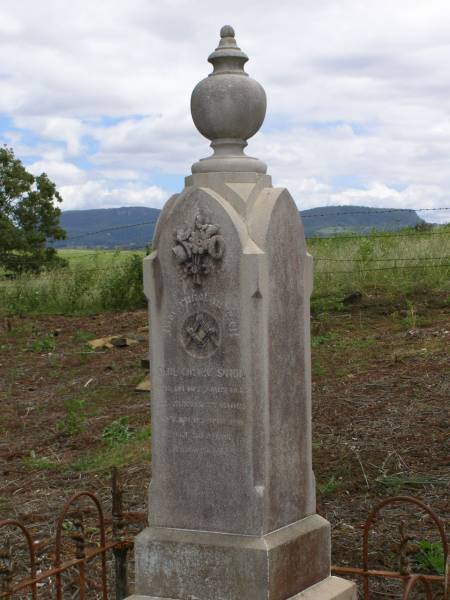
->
[[220, 24, 234, 37], [190, 25, 267, 174]]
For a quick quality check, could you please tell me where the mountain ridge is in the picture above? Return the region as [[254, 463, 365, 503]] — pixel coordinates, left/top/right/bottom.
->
[[57, 205, 426, 248]]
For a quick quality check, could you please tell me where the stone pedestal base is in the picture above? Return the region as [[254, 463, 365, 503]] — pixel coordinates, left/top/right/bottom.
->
[[127, 577, 355, 600], [128, 515, 345, 600], [290, 576, 357, 600]]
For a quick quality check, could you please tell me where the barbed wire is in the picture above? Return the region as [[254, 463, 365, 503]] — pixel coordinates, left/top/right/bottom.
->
[[62, 225, 450, 244], [318, 263, 450, 274], [308, 229, 450, 241], [66, 220, 159, 241], [1, 260, 449, 282], [60, 207, 450, 242], [300, 206, 450, 219], [315, 255, 450, 262]]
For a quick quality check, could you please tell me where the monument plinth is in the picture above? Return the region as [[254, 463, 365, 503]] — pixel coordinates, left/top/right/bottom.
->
[[130, 26, 356, 600]]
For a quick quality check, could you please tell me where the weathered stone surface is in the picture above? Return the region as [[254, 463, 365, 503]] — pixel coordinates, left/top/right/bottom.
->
[[289, 577, 357, 600], [127, 575, 356, 600], [134, 515, 330, 600], [191, 25, 266, 174], [143, 173, 314, 536]]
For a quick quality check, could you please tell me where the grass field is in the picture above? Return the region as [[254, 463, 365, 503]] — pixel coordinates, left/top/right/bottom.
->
[[1, 226, 449, 316]]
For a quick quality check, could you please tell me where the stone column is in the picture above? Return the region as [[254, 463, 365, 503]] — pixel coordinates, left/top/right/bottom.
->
[[129, 26, 356, 600]]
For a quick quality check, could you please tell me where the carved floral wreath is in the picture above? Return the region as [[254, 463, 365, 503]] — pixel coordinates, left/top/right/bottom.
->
[[172, 215, 225, 286]]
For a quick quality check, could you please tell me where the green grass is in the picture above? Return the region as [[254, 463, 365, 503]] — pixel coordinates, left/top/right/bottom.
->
[[28, 332, 57, 353], [57, 398, 87, 436], [413, 540, 445, 575], [0, 252, 145, 314], [102, 417, 133, 447], [309, 225, 450, 299], [57, 248, 143, 267], [23, 450, 61, 471], [0, 226, 449, 315], [72, 426, 151, 472], [72, 330, 96, 343], [375, 472, 449, 490], [22, 425, 151, 473], [317, 475, 340, 496]]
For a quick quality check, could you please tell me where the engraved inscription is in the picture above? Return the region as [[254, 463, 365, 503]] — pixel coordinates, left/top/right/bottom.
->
[[161, 364, 247, 455], [159, 367, 245, 378], [172, 215, 225, 286], [181, 311, 220, 358]]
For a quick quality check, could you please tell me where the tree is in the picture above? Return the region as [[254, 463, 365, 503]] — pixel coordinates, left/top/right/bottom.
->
[[0, 146, 67, 274]]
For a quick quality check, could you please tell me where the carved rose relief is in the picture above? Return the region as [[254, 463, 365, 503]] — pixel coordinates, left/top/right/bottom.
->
[[172, 215, 225, 286]]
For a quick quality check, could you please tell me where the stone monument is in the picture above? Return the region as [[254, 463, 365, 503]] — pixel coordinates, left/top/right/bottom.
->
[[129, 25, 356, 600]]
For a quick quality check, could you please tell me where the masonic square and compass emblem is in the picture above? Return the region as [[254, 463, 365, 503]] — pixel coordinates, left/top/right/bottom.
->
[[181, 311, 221, 358]]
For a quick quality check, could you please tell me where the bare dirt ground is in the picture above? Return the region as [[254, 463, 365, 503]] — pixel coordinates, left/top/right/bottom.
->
[[0, 292, 449, 598]]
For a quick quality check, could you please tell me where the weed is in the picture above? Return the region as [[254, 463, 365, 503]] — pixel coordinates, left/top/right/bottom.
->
[[23, 450, 60, 471], [312, 332, 336, 348], [29, 333, 56, 353], [413, 540, 445, 575], [57, 398, 86, 436], [102, 417, 133, 447], [403, 300, 417, 329], [311, 297, 344, 316], [317, 476, 340, 496], [312, 361, 326, 377], [135, 425, 151, 441], [73, 331, 96, 343]]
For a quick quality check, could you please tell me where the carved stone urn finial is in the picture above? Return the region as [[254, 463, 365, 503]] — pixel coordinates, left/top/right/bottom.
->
[[190, 25, 267, 174]]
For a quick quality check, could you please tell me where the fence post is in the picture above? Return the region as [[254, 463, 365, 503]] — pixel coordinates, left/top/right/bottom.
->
[[112, 468, 129, 600], [71, 512, 86, 600]]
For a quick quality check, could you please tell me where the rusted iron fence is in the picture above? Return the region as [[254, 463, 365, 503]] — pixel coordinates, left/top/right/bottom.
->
[[1, 474, 447, 599], [331, 496, 448, 599], [0, 469, 145, 599]]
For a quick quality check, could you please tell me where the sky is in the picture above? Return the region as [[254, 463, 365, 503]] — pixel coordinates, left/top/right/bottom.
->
[[1, 0, 450, 223]]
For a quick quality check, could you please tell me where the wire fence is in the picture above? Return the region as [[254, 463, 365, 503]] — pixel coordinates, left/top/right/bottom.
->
[[1, 207, 450, 293], [61, 220, 450, 243], [54, 205, 450, 244]]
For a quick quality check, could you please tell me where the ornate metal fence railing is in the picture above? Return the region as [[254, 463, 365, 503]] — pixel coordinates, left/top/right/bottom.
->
[[0, 475, 447, 599], [0, 469, 145, 599], [331, 496, 448, 600]]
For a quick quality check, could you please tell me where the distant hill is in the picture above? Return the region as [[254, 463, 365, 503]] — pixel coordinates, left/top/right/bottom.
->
[[58, 206, 161, 249], [301, 205, 426, 237], [56, 205, 427, 248]]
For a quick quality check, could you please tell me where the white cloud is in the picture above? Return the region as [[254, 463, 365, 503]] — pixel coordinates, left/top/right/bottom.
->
[[59, 180, 168, 211], [0, 0, 449, 219], [27, 159, 86, 186], [14, 117, 86, 156]]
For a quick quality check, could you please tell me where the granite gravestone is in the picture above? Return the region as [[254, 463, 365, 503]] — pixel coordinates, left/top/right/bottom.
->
[[129, 25, 356, 600]]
